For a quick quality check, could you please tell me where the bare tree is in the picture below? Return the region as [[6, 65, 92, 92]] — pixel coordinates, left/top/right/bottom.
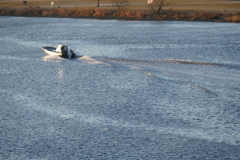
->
[[154, 0, 171, 14], [96, 0, 100, 7], [112, 0, 129, 13]]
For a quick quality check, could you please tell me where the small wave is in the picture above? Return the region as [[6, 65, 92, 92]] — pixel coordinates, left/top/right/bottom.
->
[[163, 59, 221, 66], [79, 55, 95, 61], [79, 56, 112, 66], [193, 84, 218, 96], [142, 71, 157, 77], [129, 66, 157, 77], [0, 55, 31, 61], [162, 59, 240, 69], [99, 57, 240, 69], [98, 58, 220, 68]]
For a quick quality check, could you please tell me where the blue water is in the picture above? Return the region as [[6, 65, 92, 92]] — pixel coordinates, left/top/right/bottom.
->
[[0, 17, 240, 159]]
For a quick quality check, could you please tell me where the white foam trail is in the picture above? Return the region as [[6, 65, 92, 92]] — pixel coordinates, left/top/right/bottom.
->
[[98, 57, 240, 70], [42, 55, 64, 61], [141, 71, 156, 77], [163, 59, 222, 66], [79, 56, 112, 66], [130, 66, 157, 77], [79, 55, 95, 61]]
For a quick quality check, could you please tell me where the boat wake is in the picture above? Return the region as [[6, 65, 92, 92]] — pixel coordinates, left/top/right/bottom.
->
[[42, 55, 65, 61], [42, 55, 239, 100], [79, 56, 112, 66], [94, 57, 240, 99], [97, 58, 240, 69]]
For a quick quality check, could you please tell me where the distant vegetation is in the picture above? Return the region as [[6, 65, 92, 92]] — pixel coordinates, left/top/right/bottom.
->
[[0, 6, 240, 23]]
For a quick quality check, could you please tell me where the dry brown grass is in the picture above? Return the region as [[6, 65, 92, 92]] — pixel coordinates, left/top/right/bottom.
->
[[15, 6, 42, 15], [232, 15, 240, 22], [57, 8, 68, 16], [135, 10, 148, 18], [118, 10, 149, 18], [42, 10, 53, 16], [74, 7, 95, 16], [0, 8, 13, 14], [223, 14, 240, 23], [120, 10, 136, 17], [93, 8, 113, 17]]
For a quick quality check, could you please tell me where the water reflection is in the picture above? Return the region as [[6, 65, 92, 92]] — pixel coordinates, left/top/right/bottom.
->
[[42, 55, 65, 80], [45, 56, 66, 98], [58, 67, 64, 80]]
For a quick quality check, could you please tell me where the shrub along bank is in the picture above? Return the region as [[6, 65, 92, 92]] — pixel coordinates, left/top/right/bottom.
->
[[1, 6, 240, 23]]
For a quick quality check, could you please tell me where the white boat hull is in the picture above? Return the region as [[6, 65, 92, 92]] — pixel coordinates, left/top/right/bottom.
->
[[42, 46, 62, 56]]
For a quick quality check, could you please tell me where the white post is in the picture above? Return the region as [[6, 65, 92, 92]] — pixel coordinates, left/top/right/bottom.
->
[[50, 2, 54, 8], [148, 0, 153, 10]]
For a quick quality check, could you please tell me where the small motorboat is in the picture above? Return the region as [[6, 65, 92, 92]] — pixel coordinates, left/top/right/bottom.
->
[[42, 44, 76, 59]]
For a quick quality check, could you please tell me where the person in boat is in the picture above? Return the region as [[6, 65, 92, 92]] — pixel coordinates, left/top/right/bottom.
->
[[61, 45, 68, 57], [64, 45, 68, 53], [61, 45, 64, 55]]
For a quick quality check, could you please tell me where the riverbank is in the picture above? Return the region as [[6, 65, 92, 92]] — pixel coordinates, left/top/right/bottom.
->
[[1, 7, 240, 23]]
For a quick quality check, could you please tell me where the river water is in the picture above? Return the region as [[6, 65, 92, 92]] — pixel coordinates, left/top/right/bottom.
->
[[0, 17, 240, 159]]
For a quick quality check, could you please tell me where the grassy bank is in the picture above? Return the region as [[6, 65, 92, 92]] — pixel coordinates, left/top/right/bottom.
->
[[0, 6, 240, 23]]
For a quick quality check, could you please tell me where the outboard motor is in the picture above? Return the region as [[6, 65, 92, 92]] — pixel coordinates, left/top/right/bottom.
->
[[68, 50, 72, 59], [62, 45, 68, 58]]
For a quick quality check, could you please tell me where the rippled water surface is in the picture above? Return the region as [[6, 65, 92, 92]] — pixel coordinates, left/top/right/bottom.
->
[[0, 17, 240, 159]]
